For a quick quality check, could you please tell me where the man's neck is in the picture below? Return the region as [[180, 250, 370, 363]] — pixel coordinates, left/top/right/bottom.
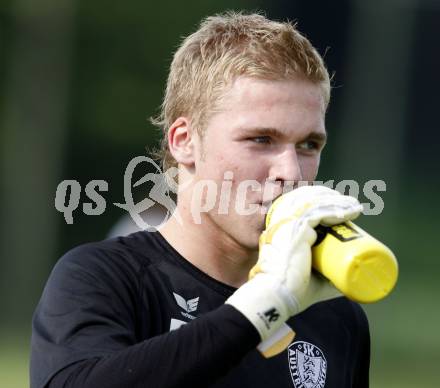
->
[[159, 212, 258, 288]]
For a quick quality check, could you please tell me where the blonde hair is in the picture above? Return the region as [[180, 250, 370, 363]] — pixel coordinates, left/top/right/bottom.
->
[[152, 11, 330, 172]]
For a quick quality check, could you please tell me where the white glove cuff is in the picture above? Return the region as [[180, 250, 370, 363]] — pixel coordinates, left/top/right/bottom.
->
[[226, 275, 299, 341]]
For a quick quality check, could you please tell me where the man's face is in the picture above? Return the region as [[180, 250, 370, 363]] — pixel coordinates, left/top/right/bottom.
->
[[190, 76, 327, 250]]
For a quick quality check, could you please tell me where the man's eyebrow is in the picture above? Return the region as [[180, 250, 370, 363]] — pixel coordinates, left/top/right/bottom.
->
[[239, 127, 327, 143], [239, 127, 287, 138]]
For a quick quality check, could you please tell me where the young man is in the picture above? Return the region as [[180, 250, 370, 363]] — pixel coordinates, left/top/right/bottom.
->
[[31, 12, 370, 387]]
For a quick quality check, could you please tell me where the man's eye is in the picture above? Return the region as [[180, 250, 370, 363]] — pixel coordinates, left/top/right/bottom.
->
[[297, 141, 320, 151], [251, 136, 272, 144]]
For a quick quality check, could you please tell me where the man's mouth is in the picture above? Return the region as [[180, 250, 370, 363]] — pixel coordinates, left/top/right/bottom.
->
[[260, 196, 282, 208], [256, 200, 275, 214]]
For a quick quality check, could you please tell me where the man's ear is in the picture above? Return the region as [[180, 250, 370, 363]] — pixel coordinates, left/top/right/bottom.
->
[[168, 117, 195, 166]]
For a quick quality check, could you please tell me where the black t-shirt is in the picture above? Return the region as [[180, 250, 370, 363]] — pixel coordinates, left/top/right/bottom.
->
[[30, 230, 370, 388]]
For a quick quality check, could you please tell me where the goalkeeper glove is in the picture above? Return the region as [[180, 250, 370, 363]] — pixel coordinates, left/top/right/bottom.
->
[[226, 185, 363, 356]]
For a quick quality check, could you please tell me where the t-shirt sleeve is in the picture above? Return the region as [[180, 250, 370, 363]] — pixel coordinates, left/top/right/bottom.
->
[[30, 244, 259, 388]]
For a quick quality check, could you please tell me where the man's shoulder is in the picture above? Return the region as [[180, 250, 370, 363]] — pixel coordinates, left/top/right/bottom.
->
[[323, 297, 370, 332], [295, 297, 369, 332], [51, 230, 172, 285], [323, 296, 367, 318]]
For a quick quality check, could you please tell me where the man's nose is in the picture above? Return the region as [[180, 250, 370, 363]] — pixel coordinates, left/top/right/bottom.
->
[[268, 146, 303, 184]]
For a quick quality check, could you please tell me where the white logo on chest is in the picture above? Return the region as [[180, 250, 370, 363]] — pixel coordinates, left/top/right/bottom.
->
[[173, 292, 199, 319], [288, 341, 327, 388]]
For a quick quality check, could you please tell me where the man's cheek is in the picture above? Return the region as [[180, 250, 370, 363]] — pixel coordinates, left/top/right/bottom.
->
[[234, 180, 261, 216], [301, 159, 320, 182]]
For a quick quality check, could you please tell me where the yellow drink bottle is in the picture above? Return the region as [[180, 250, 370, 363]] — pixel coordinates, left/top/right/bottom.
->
[[312, 221, 398, 303]]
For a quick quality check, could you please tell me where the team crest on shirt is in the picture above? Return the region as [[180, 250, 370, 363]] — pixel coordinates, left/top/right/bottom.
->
[[287, 341, 327, 388]]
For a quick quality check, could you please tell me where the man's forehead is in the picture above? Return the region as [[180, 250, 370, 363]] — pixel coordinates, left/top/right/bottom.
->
[[219, 76, 327, 113]]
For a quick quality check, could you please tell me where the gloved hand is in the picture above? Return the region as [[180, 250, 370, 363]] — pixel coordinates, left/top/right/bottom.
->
[[226, 185, 363, 355]]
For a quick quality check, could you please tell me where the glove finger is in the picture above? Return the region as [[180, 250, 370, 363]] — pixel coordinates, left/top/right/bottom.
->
[[267, 186, 341, 226], [305, 274, 343, 307], [302, 196, 363, 228]]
